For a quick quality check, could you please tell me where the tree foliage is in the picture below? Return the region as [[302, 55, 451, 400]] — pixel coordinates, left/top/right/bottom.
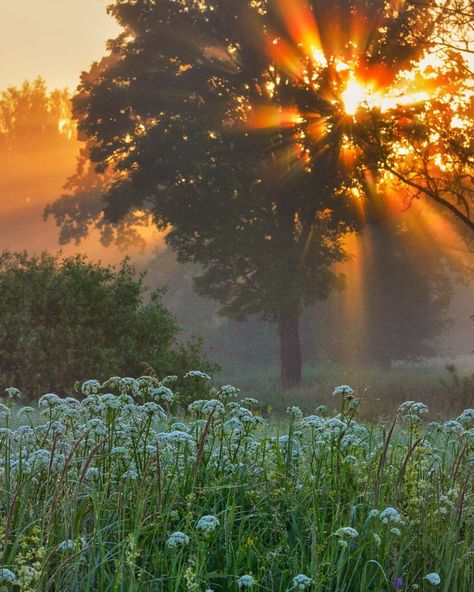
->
[[0, 78, 77, 215], [47, 0, 473, 383], [0, 251, 212, 396]]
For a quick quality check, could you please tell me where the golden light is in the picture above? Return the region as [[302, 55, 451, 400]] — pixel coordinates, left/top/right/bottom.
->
[[242, 0, 472, 214], [341, 75, 370, 115]]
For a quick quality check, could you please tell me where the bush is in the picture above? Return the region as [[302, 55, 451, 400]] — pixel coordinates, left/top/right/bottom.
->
[[0, 251, 214, 396]]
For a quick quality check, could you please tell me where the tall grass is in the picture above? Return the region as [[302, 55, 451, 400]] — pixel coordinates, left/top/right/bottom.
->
[[0, 375, 473, 591], [217, 361, 474, 418]]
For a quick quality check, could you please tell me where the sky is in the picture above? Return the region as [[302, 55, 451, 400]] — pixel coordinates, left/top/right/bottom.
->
[[0, 0, 121, 91], [0, 1, 142, 261]]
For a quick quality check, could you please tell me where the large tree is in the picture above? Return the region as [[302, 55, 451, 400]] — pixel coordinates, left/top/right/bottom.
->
[[50, 0, 472, 385]]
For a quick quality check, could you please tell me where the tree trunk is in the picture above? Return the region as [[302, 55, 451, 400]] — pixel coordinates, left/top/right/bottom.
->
[[278, 311, 302, 387]]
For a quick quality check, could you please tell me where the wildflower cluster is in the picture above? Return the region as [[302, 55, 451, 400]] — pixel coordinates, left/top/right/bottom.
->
[[0, 379, 471, 590]]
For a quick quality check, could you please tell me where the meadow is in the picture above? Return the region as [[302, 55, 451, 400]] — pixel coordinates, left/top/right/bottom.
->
[[0, 373, 473, 591], [217, 360, 474, 419]]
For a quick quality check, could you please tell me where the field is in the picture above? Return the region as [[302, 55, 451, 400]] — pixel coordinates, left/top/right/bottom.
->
[[0, 374, 473, 591], [217, 360, 474, 419]]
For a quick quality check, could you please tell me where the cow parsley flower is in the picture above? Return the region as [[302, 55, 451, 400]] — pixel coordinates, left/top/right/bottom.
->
[[332, 385, 354, 397], [398, 401, 428, 415], [403, 414, 421, 425], [411, 402, 429, 415], [29, 449, 51, 467], [141, 402, 167, 420], [220, 384, 240, 397], [162, 375, 178, 385], [0, 404, 12, 419], [85, 467, 100, 480], [184, 370, 212, 381], [58, 539, 76, 551], [151, 386, 175, 403], [241, 397, 259, 407], [238, 575, 255, 588], [170, 422, 190, 433], [99, 393, 121, 410], [82, 380, 102, 395], [424, 573, 441, 585], [166, 531, 190, 548], [5, 387, 22, 400], [335, 527, 359, 539], [17, 406, 35, 419], [85, 418, 106, 437], [457, 409, 474, 427], [0, 568, 16, 582], [292, 574, 313, 589], [38, 393, 62, 408], [442, 420, 464, 435], [225, 418, 245, 435], [300, 415, 325, 429], [196, 515, 220, 532], [286, 406, 303, 418], [119, 377, 140, 396], [111, 446, 128, 457], [159, 430, 194, 445], [379, 507, 403, 524]]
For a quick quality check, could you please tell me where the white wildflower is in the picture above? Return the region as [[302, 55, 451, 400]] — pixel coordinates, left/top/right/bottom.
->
[[442, 420, 464, 435], [17, 406, 35, 419], [0, 404, 12, 419], [220, 384, 240, 397], [81, 380, 102, 395], [292, 574, 313, 589], [196, 515, 220, 532], [332, 385, 354, 397], [38, 393, 62, 408], [335, 527, 359, 539], [238, 574, 255, 588], [424, 573, 441, 586], [119, 377, 140, 396], [379, 507, 403, 524], [166, 531, 190, 548], [300, 415, 325, 429], [0, 568, 16, 582], [141, 401, 167, 420], [5, 387, 22, 400], [184, 370, 212, 381], [58, 539, 76, 551], [241, 397, 259, 407], [159, 431, 195, 445], [286, 406, 303, 418], [151, 386, 175, 403]]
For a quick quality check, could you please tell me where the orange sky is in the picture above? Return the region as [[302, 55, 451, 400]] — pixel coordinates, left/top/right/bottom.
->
[[0, 1, 163, 262], [0, 0, 120, 91]]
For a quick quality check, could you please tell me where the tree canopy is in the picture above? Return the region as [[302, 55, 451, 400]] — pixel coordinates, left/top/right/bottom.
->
[[47, 0, 474, 384]]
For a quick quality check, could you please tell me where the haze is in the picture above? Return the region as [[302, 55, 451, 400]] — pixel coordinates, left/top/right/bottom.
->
[[0, 0, 120, 91]]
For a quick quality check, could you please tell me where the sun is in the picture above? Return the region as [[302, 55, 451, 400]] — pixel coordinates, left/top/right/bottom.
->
[[341, 75, 373, 115]]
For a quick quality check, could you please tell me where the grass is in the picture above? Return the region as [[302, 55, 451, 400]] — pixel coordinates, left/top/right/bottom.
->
[[0, 375, 473, 591], [216, 361, 474, 419]]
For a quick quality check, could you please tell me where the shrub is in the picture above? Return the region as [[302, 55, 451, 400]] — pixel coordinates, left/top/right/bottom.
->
[[0, 250, 214, 396]]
